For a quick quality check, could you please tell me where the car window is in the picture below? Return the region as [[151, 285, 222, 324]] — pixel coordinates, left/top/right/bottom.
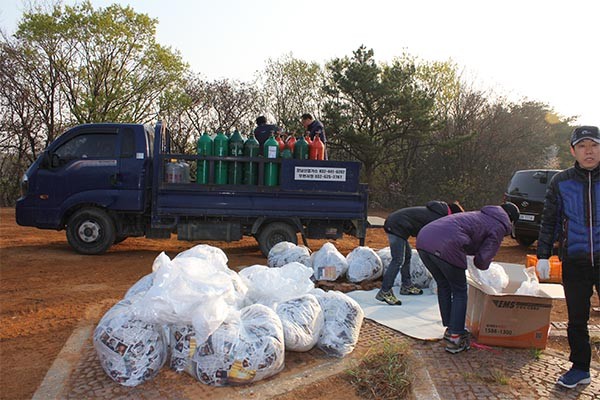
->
[[55, 133, 117, 161], [120, 128, 136, 158], [507, 171, 556, 198]]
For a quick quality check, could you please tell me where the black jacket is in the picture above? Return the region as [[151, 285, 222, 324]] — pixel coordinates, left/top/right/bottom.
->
[[383, 201, 450, 239]]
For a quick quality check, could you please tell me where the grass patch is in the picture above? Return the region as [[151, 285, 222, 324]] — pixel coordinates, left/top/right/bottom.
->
[[530, 347, 543, 360], [463, 368, 510, 385], [345, 340, 412, 399]]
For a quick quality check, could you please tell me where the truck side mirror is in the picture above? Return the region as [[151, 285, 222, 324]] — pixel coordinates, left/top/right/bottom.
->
[[40, 151, 50, 169], [51, 153, 61, 168]]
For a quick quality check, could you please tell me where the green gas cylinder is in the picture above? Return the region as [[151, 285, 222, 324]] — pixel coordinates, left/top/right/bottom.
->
[[196, 132, 213, 184], [281, 148, 293, 159], [213, 131, 229, 184], [263, 134, 280, 186], [243, 133, 260, 185], [228, 130, 245, 184], [293, 135, 309, 160]]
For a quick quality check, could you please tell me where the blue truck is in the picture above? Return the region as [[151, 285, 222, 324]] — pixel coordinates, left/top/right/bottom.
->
[[16, 122, 370, 255]]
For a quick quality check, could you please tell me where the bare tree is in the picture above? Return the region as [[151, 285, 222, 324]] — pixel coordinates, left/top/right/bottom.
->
[[256, 53, 324, 133]]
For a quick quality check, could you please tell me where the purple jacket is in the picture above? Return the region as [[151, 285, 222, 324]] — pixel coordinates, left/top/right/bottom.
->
[[415, 206, 511, 270]]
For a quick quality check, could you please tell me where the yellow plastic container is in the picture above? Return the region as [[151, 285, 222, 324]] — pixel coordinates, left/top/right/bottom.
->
[[526, 255, 562, 283]]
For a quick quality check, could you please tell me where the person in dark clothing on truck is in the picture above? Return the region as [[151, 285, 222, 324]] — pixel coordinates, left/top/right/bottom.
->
[[254, 116, 280, 155], [416, 203, 520, 354], [301, 113, 326, 144], [536, 125, 600, 389], [376, 201, 464, 306]]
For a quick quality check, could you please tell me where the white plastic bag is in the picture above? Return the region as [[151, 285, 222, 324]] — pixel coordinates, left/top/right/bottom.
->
[[313, 290, 364, 357], [188, 304, 285, 386], [310, 242, 348, 281], [131, 249, 240, 344], [276, 294, 324, 352], [93, 299, 168, 387], [346, 246, 383, 283], [267, 241, 311, 268], [409, 249, 433, 288], [239, 262, 315, 308], [515, 267, 541, 295], [124, 273, 154, 299], [467, 257, 509, 294], [169, 324, 196, 373], [174, 243, 229, 267], [377, 247, 392, 270]]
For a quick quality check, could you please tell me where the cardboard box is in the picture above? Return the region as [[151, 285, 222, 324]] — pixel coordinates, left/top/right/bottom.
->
[[466, 262, 564, 349]]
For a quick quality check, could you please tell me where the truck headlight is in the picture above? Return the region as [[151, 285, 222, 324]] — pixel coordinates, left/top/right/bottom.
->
[[20, 174, 29, 197]]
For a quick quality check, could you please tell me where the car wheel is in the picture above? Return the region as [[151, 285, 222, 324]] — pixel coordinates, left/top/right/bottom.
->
[[515, 235, 535, 247], [256, 222, 297, 256], [66, 208, 116, 254]]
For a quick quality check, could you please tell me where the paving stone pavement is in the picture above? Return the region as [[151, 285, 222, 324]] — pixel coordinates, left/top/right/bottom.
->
[[33, 319, 600, 399]]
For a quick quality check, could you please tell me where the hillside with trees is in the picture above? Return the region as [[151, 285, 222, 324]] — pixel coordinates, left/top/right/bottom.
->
[[0, 1, 575, 208]]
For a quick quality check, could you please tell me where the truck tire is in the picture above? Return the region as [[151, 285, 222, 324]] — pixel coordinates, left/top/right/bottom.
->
[[256, 222, 297, 256], [66, 208, 116, 255]]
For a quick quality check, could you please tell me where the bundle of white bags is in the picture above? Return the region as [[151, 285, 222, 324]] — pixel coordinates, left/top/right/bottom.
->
[[269, 241, 388, 284], [94, 243, 364, 388]]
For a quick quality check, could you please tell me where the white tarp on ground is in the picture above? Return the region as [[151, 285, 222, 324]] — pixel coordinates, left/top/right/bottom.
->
[[346, 288, 445, 340]]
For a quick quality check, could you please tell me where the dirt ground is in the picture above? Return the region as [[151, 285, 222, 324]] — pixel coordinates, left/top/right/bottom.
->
[[1, 207, 599, 400]]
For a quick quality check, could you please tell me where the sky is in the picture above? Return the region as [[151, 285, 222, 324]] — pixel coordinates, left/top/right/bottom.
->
[[1, 0, 598, 125]]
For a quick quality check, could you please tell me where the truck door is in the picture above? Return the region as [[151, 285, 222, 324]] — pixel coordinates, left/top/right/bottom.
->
[[112, 126, 149, 211], [33, 127, 120, 226]]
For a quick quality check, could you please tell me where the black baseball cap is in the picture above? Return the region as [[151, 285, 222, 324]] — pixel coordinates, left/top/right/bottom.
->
[[570, 126, 600, 146]]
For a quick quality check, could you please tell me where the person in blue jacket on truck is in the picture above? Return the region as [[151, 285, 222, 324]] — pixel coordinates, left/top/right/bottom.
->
[[416, 203, 519, 354], [536, 125, 600, 389], [376, 200, 464, 306], [301, 113, 326, 145], [254, 116, 280, 155]]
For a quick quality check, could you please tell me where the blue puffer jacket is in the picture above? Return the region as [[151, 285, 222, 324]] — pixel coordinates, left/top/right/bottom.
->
[[307, 120, 326, 144], [537, 162, 600, 265], [416, 206, 511, 270]]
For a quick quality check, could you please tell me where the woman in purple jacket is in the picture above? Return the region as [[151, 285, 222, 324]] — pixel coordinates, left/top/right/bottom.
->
[[415, 203, 519, 354]]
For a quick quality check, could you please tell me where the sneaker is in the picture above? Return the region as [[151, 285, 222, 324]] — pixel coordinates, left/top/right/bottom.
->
[[445, 332, 470, 354], [400, 285, 423, 295], [557, 368, 591, 388], [375, 289, 402, 305], [443, 328, 452, 343]]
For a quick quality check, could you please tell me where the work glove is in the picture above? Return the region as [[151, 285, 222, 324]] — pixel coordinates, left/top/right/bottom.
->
[[536, 259, 550, 280]]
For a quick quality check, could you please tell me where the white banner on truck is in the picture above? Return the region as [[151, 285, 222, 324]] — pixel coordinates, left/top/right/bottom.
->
[[294, 167, 346, 182]]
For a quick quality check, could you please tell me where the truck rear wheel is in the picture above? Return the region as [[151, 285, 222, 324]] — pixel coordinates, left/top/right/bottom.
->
[[256, 222, 297, 256], [66, 208, 116, 254]]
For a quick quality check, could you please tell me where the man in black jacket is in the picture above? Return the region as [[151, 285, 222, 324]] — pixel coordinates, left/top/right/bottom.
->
[[536, 125, 600, 388], [254, 116, 280, 155], [376, 200, 464, 305]]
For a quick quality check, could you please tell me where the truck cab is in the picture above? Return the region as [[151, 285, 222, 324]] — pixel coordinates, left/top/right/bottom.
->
[[17, 123, 153, 253]]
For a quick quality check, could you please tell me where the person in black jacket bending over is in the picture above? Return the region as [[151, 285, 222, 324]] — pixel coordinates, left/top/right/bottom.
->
[[536, 125, 600, 389], [376, 200, 464, 305]]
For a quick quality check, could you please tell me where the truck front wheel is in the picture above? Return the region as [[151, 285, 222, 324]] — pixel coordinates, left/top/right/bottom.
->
[[256, 222, 297, 256], [66, 208, 116, 255]]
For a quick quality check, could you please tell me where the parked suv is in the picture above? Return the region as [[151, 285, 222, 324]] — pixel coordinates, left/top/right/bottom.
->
[[504, 169, 561, 246]]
